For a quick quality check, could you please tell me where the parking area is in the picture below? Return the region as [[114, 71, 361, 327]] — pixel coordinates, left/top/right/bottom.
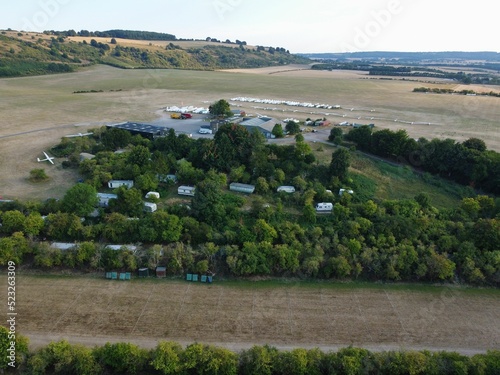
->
[[151, 112, 213, 139]]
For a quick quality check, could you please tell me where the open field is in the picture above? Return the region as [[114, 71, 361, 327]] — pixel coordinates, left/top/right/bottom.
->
[[67, 36, 257, 50], [3, 275, 499, 353], [0, 64, 499, 200]]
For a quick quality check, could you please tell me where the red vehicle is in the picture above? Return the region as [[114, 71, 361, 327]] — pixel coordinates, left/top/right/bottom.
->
[[180, 113, 192, 119]]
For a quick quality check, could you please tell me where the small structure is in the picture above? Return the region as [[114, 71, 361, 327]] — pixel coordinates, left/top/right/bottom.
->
[[143, 202, 158, 213], [277, 186, 296, 193], [97, 193, 118, 207], [79, 152, 95, 161], [158, 174, 178, 184], [156, 266, 166, 278], [138, 268, 149, 277], [315, 202, 333, 212], [50, 242, 77, 251], [339, 188, 354, 196], [186, 273, 193, 281], [145, 191, 160, 199], [230, 182, 255, 194], [108, 180, 134, 189], [105, 244, 137, 252], [178, 185, 196, 196]]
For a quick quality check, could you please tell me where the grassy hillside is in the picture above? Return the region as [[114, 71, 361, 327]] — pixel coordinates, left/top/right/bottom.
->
[[0, 30, 310, 77]]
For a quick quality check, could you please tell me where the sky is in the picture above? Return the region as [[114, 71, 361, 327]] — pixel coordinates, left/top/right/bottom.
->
[[1, 0, 499, 53]]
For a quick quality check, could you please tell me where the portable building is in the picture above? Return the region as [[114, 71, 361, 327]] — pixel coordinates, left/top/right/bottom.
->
[[143, 202, 158, 213], [138, 268, 149, 277], [157, 174, 178, 184], [97, 193, 118, 207], [339, 188, 354, 196], [156, 266, 167, 278], [145, 191, 160, 199], [230, 182, 255, 194], [108, 180, 134, 189], [178, 186, 196, 196], [277, 186, 296, 193], [315, 202, 333, 212], [50, 242, 77, 251], [105, 245, 137, 252]]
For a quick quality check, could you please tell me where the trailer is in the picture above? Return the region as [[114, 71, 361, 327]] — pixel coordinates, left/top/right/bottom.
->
[[277, 186, 296, 193], [315, 202, 333, 212], [108, 180, 134, 189], [178, 186, 196, 196]]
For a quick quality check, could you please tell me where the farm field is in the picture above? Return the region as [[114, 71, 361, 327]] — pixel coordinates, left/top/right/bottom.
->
[[0, 64, 499, 200], [5, 275, 499, 354]]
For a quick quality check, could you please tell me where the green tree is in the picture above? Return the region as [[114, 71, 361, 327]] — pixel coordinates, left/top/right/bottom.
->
[[0, 323, 29, 370], [151, 341, 183, 375], [94, 342, 149, 375], [253, 219, 277, 243], [272, 123, 284, 138], [328, 127, 343, 142], [295, 133, 305, 143], [239, 345, 278, 375], [192, 175, 226, 226], [462, 137, 487, 152], [1, 210, 26, 234], [142, 211, 182, 243], [23, 212, 45, 237], [128, 145, 151, 169], [29, 168, 49, 182], [329, 148, 350, 181], [181, 343, 238, 375], [255, 177, 270, 194], [61, 183, 98, 216], [110, 187, 144, 217], [285, 121, 300, 135], [209, 99, 232, 118], [28, 340, 100, 375]]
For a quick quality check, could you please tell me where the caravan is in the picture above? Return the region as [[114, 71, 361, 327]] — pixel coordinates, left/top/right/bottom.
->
[[315, 202, 333, 212]]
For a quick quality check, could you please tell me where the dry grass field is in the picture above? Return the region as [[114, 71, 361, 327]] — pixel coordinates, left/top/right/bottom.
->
[[0, 64, 499, 200], [4, 275, 499, 353]]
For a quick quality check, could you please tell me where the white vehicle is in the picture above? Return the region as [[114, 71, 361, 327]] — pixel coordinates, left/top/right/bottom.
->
[[37, 151, 55, 165], [198, 128, 213, 134]]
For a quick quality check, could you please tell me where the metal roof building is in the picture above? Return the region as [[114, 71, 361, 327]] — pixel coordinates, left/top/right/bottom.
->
[[107, 122, 170, 139], [230, 182, 255, 194], [239, 117, 276, 139]]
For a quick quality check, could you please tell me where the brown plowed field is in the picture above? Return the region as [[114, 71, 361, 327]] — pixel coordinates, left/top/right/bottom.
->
[[3, 275, 499, 354]]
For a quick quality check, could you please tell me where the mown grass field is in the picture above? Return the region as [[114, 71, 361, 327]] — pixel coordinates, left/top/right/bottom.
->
[[0, 64, 498, 200], [4, 275, 499, 353]]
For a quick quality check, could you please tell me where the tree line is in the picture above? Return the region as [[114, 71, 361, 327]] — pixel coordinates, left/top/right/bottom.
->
[[344, 126, 500, 195], [2, 327, 499, 374]]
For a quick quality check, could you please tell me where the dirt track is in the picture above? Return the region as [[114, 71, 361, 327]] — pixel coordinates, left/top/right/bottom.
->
[[4, 276, 499, 354]]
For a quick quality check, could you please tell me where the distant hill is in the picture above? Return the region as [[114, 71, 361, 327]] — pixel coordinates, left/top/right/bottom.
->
[[299, 51, 500, 63], [0, 29, 310, 77]]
